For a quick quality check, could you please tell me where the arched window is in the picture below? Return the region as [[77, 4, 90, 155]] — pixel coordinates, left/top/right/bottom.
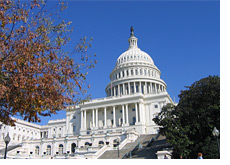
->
[[113, 139, 119, 147], [98, 141, 104, 147], [35, 146, 39, 155], [85, 142, 90, 147], [46, 145, 51, 155], [71, 143, 76, 153], [58, 144, 63, 155]]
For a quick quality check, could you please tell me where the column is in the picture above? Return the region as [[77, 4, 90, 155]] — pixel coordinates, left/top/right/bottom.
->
[[154, 83, 157, 93], [66, 115, 69, 132], [123, 83, 125, 95], [104, 107, 107, 128], [134, 82, 136, 93], [69, 124, 73, 134], [145, 82, 147, 94], [135, 103, 139, 123], [128, 82, 131, 94], [95, 108, 98, 128], [48, 128, 51, 138], [114, 86, 116, 96], [92, 109, 95, 128], [118, 84, 120, 96], [148, 83, 151, 93], [81, 111, 84, 129], [139, 103, 143, 123], [150, 82, 153, 93], [113, 106, 116, 127], [110, 83, 112, 96], [122, 105, 125, 125], [141, 103, 146, 123], [146, 104, 150, 123], [40, 142, 43, 157], [52, 141, 55, 156], [64, 137, 68, 154], [125, 104, 129, 125], [139, 82, 142, 93], [84, 110, 87, 129]]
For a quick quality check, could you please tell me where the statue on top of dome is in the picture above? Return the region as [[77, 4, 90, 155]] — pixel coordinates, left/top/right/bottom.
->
[[130, 26, 134, 36]]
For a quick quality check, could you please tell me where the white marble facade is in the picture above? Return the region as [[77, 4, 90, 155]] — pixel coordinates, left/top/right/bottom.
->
[[0, 28, 174, 159]]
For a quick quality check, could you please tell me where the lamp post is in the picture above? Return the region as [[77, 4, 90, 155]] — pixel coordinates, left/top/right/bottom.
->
[[4, 133, 11, 159], [212, 127, 220, 158]]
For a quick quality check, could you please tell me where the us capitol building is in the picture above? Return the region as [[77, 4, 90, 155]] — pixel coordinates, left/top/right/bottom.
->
[[0, 27, 174, 159]]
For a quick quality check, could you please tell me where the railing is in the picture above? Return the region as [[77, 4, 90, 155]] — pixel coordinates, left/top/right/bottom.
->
[[119, 138, 130, 149], [122, 142, 139, 159], [146, 133, 160, 147], [85, 145, 108, 159], [122, 133, 160, 159], [80, 127, 124, 135]]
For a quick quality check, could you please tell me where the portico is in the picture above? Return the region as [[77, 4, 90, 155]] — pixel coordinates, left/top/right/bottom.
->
[[79, 97, 144, 135]]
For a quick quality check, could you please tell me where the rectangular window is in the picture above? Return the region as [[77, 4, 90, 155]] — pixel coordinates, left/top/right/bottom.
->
[[155, 105, 158, 108], [133, 117, 136, 125]]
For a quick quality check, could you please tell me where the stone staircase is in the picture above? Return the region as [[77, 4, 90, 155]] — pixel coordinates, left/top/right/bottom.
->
[[126, 135, 171, 159], [98, 134, 155, 159], [0, 143, 22, 155]]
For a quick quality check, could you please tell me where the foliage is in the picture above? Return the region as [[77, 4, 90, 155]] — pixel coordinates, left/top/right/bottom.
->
[[0, 0, 97, 125], [153, 75, 220, 158]]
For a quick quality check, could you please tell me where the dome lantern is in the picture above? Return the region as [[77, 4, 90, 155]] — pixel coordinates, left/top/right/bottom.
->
[[128, 26, 138, 49]]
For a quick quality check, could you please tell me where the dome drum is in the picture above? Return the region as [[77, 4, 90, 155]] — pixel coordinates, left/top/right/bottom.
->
[[105, 80, 167, 97], [110, 66, 161, 82]]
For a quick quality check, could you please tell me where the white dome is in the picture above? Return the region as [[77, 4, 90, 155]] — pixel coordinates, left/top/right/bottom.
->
[[105, 27, 167, 97], [115, 34, 154, 67], [116, 47, 154, 66]]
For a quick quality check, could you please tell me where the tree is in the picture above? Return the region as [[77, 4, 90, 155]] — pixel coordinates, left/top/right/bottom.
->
[[153, 75, 220, 158], [0, 0, 97, 125]]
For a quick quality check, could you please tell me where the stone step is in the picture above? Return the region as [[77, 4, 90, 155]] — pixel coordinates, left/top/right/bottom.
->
[[98, 134, 156, 159]]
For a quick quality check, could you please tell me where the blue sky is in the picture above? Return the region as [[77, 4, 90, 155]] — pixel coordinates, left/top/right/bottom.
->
[[37, 0, 220, 125]]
